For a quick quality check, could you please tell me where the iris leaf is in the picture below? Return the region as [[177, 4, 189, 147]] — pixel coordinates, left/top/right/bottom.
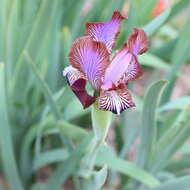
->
[[162, 12, 190, 103], [143, 8, 171, 36], [137, 80, 168, 169], [0, 64, 24, 190], [152, 175, 190, 190], [46, 133, 93, 190]]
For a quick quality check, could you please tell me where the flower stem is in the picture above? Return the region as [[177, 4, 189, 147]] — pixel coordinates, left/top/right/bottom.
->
[[79, 103, 112, 178], [91, 102, 112, 142]]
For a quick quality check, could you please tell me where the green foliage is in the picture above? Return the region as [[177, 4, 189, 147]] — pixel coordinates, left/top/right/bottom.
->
[[0, 0, 190, 189]]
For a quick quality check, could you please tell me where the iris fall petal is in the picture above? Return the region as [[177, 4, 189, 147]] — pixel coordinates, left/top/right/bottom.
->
[[99, 88, 135, 114], [69, 36, 110, 90], [63, 66, 96, 108]]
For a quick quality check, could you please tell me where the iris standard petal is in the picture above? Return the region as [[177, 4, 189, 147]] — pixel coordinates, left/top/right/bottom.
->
[[103, 47, 133, 88], [86, 11, 126, 53], [99, 88, 135, 114], [126, 28, 148, 55], [69, 36, 110, 90], [63, 66, 96, 109], [118, 54, 143, 84]]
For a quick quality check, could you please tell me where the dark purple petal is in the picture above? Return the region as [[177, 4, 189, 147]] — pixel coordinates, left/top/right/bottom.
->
[[126, 28, 148, 55], [63, 66, 95, 109], [99, 87, 135, 114], [69, 36, 110, 90], [86, 11, 126, 53]]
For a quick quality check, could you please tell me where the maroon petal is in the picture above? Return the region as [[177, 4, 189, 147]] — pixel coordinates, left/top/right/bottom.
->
[[63, 66, 95, 109], [69, 36, 110, 90], [126, 28, 148, 55], [86, 11, 126, 53], [72, 89, 96, 109], [99, 87, 135, 114]]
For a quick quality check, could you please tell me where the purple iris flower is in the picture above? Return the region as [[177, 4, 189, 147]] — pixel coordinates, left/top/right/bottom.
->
[[63, 11, 148, 114]]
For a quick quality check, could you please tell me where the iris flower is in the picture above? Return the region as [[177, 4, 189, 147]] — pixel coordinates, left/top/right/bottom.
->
[[63, 11, 148, 114]]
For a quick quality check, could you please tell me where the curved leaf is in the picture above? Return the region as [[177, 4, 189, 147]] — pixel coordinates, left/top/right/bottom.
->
[[138, 80, 168, 169]]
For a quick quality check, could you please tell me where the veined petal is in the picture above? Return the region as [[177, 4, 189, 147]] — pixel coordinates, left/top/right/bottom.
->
[[126, 28, 148, 55], [63, 66, 96, 109], [103, 47, 133, 88], [86, 11, 126, 53], [69, 36, 110, 90], [63, 66, 86, 89], [102, 41, 143, 89], [99, 88, 135, 114], [118, 55, 143, 84]]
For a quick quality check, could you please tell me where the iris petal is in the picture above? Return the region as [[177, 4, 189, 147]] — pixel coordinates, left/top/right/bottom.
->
[[86, 11, 126, 53], [118, 55, 143, 84], [103, 29, 146, 88], [126, 28, 148, 55], [63, 66, 96, 109], [69, 36, 110, 90], [103, 47, 133, 88], [99, 88, 135, 114]]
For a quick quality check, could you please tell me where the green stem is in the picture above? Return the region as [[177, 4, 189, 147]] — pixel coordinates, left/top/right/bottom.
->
[[84, 103, 112, 176], [91, 103, 112, 142]]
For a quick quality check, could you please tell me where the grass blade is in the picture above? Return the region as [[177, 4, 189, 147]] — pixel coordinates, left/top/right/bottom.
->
[[24, 51, 61, 120], [13, 0, 59, 101], [82, 166, 108, 190], [96, 145, 160, 188], [168, 0, 190, 20], [46, 133, 93, 190], [137, 80, 168, 169], [152, 175, 190, 190], [153, 107, 190, 172], [139, 53, 170, 71], [143, 8, 171, 36], [33, 149, 69, 171], [0, 64, 24, 190], [162, 12, 190, 103], [159, 96, 190, 112]]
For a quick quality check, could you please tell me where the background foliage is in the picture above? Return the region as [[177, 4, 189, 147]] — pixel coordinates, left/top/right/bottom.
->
[[0, 0, 190, 189]]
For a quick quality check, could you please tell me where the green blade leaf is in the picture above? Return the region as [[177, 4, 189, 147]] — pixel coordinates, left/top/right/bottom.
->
[[96, 145, 160, 188], [168, 0, 190, 20], [153, 107, 190, 172], [0, 0, 6, 60], [138, 80, 168, 169], [46, 133, 93, 190], [137, 0, 157, 24], [13, 0, 59, 101], [82, 166, 108, 190], [139, 53, 170, 71], [152, 175, 190, 190], [33, 149, 69, 171], [166, 155, 190, 173], [162, 12, 190, 103], [159, 96, 190, 112], [0, 64, 24, 190], [143, 8, 171, 36], [24, 51, 61, 120]]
